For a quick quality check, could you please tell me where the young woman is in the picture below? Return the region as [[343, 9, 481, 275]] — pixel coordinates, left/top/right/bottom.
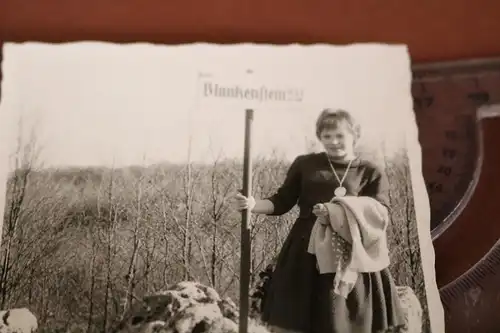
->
[[233, 108, 405, 333]]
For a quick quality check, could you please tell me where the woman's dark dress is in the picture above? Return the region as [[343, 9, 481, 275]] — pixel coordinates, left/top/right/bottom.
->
[[261, 152, 406, 333]]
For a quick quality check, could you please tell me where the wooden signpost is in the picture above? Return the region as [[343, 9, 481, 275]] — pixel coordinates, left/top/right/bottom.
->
[[196, 70, 266, 333], [239, 109, 254, 333]]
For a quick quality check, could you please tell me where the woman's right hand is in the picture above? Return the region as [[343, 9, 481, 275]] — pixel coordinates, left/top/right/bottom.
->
[[232, 192, 256, 212]]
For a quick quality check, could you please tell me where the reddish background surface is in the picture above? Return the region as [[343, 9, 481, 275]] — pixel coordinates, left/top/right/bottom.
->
[[1, 0, 500, 62], [1, 0, 500, 292]]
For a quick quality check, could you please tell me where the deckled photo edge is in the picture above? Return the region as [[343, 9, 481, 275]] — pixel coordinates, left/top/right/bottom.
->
[[3, 41, 410, 57], [404, 83, 446, 333], [0, 41, 438, 333], [0, 47, 18, 244]]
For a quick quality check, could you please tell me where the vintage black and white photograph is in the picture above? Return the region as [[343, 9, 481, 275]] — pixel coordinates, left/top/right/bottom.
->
[[0, 42, 443, 333]]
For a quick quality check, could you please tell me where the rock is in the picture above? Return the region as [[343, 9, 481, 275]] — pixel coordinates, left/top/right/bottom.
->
[[0, 308, 37, 333], [114, 266, 422, 333], [396, 286, 423, 333], [114, 281, 270, 333]]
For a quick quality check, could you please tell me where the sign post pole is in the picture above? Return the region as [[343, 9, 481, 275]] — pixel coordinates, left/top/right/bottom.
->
[[239, 108, 254, 333]]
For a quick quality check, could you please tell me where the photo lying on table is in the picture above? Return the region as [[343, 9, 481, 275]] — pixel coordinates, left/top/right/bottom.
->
[[0, 42, 443, 333]]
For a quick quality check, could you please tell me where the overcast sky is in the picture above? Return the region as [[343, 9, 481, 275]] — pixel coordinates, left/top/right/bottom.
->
[[0, 42, 413, 169]]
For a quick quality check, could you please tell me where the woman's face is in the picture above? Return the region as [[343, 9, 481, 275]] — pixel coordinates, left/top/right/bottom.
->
[[318, 121, 356, 160]]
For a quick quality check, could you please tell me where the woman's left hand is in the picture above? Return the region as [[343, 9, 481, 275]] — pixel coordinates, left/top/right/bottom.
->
[[312, 203, 328, 217]]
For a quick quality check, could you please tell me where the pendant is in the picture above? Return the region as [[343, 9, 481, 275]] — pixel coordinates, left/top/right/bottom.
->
[[334, 186, 347, 197]]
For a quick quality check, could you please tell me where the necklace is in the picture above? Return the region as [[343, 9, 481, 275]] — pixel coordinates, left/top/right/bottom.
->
[[325, 153, 354, 197]]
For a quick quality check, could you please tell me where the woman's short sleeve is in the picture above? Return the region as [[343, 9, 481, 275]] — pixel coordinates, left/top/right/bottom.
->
[[264, 155, 303, 216]]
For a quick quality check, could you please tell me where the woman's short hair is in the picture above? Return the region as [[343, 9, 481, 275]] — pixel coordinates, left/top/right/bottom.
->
[[315, 108, 361, 140]]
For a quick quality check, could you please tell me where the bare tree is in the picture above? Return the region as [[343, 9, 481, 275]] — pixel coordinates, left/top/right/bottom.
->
[[0, 116, 42, 307], [120, 155, 154, 319], [102, 161, 118, 333], [180, 135, 193, 281], [0, 144, 312, 332]]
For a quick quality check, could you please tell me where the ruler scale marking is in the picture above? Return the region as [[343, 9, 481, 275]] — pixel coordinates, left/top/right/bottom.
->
[[412, 59, 500, 332]]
